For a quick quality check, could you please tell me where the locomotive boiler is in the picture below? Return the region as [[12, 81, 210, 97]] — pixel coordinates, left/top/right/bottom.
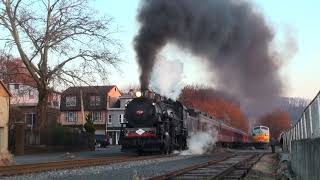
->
[[119, 91, 188, 154]]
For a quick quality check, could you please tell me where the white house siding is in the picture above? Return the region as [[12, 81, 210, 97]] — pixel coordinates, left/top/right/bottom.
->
[[9, 83, 60, 109], [106, 109, 125, 145]]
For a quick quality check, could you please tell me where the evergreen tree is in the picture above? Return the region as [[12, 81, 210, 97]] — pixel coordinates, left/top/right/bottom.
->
[[84, 114, 96, 134], [84, 113, 96, 151]]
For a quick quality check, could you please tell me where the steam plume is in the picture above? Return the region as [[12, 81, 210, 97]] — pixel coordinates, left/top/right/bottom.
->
[[150, 57, 183, 100], [135, 0, 284, 112], [180, 128, 218, 155]]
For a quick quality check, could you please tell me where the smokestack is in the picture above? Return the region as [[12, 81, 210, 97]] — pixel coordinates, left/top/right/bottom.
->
[[134, 0, 285, 113]]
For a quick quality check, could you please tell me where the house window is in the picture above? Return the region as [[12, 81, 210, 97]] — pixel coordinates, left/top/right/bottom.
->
[[92, 112, 102, 122], [90, 96, 101, 106], [66, 96, 76, 107], [65, 112, 77, 122], [25, 113, 36, 129], [108, 114, 112, 124], [14, 84, 19, 89], [53, 101, 59, 107], [119, 114, 124, 123], [29, 90, 34, 99]]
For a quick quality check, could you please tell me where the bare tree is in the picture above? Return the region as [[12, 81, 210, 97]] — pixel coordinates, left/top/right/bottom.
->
[[0, 0, 121, 134]]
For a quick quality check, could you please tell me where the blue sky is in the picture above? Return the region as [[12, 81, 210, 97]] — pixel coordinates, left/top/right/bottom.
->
[[95, 0, 319, 99]]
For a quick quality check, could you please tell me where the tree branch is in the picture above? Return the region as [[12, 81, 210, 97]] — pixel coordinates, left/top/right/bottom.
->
[[2, 0, 41, 85]]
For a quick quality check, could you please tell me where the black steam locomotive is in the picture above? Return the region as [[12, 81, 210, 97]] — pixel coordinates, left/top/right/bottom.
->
[[119, 91, 188, 154]]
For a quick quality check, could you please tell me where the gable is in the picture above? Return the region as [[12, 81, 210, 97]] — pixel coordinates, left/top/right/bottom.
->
[[0, 82, 10, 97], [107, 86, 121, 97]]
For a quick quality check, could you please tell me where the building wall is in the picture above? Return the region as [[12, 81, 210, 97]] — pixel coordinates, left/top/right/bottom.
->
[[59, 86, 126, 145], [107, 109, 125, 128], [0, 87, 9, 153], [9, 106, 59, 145], [106, 109, 126, 145], [59, 111, 107, 126], [9, 83, 60, 109], [11, 106, 59, 129], [9, 83, 38, 105], [106, 95, 133, 145]]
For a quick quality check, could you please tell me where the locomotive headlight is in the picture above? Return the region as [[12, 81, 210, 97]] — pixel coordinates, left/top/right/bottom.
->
[[136, 91, 142, 97]]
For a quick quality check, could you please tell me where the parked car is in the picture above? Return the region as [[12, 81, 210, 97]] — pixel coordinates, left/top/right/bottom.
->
[[95, 135, 110, 148]]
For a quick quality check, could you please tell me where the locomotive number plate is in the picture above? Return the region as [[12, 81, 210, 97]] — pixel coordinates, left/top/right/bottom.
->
[[136, 110, 144, 115], [136, 129, 145, 135]]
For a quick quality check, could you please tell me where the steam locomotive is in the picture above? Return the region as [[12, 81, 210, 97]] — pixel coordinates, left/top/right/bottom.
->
[[119, 90, 248, 154], [120, 91, 188, 154]]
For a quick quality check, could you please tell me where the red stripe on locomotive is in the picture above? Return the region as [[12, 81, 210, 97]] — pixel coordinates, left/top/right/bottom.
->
[[126, 132, 157, 137]]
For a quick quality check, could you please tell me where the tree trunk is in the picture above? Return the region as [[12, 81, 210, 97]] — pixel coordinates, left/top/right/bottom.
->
[[89, 133, 95, 151], [36, 87, 49, 145]]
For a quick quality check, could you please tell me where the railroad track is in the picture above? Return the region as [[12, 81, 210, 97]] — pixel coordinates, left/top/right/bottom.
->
[[148, 152, 264, 180], [0, 154, 170, 176]]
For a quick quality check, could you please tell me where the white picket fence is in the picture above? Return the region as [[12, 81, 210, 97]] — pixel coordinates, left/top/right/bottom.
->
[[283, 91, 320, 152]]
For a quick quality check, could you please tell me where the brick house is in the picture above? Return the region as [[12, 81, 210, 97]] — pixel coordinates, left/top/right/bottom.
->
[[59, 86, 122, 143]]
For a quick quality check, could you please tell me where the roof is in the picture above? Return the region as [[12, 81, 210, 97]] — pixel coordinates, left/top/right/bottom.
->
[[119, 93, 134, 99], [0, 81, 11, 97], [60, 85, 118, 111], [63, 85, 116, 95]]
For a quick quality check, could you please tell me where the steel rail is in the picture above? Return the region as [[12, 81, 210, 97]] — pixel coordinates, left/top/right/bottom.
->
[[212, 153, 262, 179], [148, 153, 264, 180], [148, 153, 236, 180]]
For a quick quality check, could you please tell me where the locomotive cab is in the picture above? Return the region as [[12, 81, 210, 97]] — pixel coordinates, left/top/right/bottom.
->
[[252, 126, 270, 149]]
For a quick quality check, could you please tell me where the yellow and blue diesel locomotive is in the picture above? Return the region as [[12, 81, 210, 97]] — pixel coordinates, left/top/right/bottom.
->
[[252, 126, 270, 149]]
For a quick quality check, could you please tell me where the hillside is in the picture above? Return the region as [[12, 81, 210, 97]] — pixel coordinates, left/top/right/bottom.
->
[[243, 97, 309, 124], [276, 97, 309, 124]]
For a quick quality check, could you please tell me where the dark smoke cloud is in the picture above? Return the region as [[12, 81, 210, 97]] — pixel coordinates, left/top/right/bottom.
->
[[135, 0, 284, 112]]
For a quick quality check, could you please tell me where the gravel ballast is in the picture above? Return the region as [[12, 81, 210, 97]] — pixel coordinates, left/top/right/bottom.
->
[[4, 152, 231, 180]]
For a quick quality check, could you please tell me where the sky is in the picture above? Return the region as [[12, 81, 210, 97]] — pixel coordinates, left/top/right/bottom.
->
[[92, 0, 320, 99]]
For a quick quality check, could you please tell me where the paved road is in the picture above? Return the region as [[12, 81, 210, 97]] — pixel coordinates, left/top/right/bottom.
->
[[14, 146, 132, 165]]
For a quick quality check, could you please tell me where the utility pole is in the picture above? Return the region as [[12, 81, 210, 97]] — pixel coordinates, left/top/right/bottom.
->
[[80, 89, 85, 126]]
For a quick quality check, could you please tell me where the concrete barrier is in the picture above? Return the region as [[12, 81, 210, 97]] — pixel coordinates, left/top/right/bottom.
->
[[291, 138, 320, 180]]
